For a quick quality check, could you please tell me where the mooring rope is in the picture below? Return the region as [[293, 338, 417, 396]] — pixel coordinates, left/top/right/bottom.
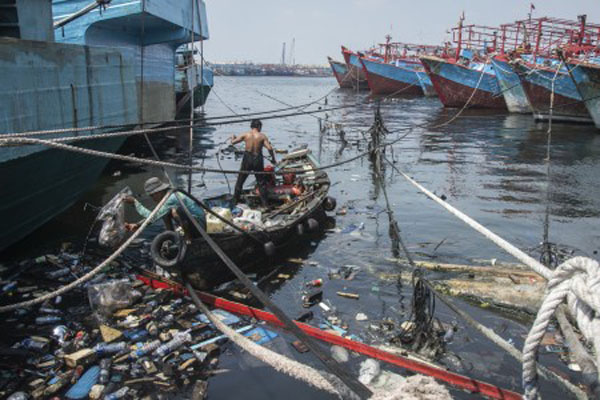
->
[[0, 190, 172, 313], [384, 158, 596, 399]]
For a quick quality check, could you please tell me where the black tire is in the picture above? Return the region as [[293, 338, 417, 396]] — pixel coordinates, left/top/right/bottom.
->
[[296, 223, 305, 236], [306, 218, 319, 232], [323, 196, 337, 212], [150, 230, 187, 268]]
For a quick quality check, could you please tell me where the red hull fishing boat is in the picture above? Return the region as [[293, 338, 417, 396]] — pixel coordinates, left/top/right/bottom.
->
[[420, 17, 507, 109], [341, 46, 369, 90], [327, 56, 352, 88]]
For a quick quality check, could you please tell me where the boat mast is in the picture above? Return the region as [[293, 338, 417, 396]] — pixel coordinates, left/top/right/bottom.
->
[[455, 13, 464, 61]]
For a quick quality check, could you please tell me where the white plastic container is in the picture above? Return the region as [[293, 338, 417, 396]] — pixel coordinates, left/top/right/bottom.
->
[[242, 209, 262, 224], [206, 207, 233, 233]]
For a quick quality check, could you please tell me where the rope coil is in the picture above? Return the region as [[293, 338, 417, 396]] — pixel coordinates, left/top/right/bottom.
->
[[523, 256, 600, 399]]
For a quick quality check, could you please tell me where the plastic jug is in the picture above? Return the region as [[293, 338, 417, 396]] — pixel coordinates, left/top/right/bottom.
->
[[206, 207, 233, 233]]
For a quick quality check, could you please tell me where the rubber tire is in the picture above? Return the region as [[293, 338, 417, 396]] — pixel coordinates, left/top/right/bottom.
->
[[323, 196, 337, 212], [297, 223, 305, 236], [263, 241, 276, 257], [150, 230, 187, 268], [306, 218, 319, 232]]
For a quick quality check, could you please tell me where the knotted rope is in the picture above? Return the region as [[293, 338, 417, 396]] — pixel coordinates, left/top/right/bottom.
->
[[523, 256, 600, 399]]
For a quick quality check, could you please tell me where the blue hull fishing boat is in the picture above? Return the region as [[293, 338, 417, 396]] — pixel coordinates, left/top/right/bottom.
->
[[491, 56, 531, 113], [0, 0, 209, 250], [512, 59, 592, 123], [420, 55, 507, 109], [567, 60, 600, 129], [359, 58, 424, 96]]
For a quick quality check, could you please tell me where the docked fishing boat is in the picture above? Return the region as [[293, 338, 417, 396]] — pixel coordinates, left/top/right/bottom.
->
[[359, 39, 442, 97], [151, 148, 336, 289], [360, 57, 424, 96], [327, 56, 353, 88], [421, 55, 506, 109], [567, 59, 600, 129], [511, 59, 592, 123], [420, 20, 507, 109], [341, 46, 369, 90]]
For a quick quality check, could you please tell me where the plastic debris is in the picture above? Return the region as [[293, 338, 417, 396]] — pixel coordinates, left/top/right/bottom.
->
[[356, 313, 368, 321], [358, 359, 381, 385], [330, 345, 349, 363], [97, 187, 132, 248]]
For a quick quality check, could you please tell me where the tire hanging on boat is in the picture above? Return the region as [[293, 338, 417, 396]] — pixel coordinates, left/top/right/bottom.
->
[[151, 230, 187, 268]]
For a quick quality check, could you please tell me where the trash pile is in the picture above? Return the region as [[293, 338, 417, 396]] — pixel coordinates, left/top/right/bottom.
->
[[0, 247, 255, 400]]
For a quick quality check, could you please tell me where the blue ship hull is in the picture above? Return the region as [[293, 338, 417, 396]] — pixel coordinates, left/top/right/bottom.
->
[[328, 57, 352, 88], [420, 56, 506, 109], [360, 58, 423, 95], [491, 57, 531, 114], [0, 0, 209, 250], [342, 47, 368, 90], [568, 62, 600, 129], [512, 61, 592, 123]]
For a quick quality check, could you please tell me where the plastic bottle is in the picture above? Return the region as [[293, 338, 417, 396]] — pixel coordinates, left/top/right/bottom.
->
[[131, 339, 161, 358], [46, 268, 70, 279], [7, 392, 29, 400], [94, 342, 128, 355], [306, 279, 323, 287], [99, 359, 111, 384], [154, 331, 191, 357], [1, 281, 17, 294], [146, 321, 158, 336], [21, 338, 47, 352], [104, 386, 129, 400], [35, 315, 62, 325], [126, 330, 148, 342]]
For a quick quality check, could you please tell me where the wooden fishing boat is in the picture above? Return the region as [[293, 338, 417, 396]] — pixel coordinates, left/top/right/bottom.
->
[[151, 148, 336, 289]]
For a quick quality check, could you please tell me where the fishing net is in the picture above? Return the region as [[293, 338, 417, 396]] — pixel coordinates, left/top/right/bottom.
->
[[98, 187, 132, 248]]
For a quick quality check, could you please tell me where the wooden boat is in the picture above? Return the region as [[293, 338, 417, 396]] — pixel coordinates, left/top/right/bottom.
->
[[151, 148, 336, 289]]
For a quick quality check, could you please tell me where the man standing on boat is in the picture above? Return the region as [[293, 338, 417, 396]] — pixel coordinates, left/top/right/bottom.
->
[[230, 119, 276, 207]]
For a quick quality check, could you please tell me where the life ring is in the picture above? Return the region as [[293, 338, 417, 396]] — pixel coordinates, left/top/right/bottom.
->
[[150, 230, 187, 268], [323, 196, 337, 211]]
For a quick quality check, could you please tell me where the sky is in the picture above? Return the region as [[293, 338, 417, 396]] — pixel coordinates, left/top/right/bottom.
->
[[202, 0, 600, 65]]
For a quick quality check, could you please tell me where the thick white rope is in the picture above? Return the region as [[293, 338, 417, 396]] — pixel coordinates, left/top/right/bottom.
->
[[0, 190, 172, 313], [393, 165, 598, 398], [394, 168, 552, 280], [523, 257, 600, 399], [189, 293, 344, 397], [192, 290, 451, 400]]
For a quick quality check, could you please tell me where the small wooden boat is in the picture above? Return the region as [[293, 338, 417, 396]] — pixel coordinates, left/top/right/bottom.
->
[[151, 148, 336, 289]]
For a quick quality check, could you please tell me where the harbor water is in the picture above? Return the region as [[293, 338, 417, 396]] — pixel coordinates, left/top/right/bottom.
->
[[3, 76, 600, 399]]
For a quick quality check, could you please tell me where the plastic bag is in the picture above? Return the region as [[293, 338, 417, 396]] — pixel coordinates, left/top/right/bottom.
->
[[87, 279, 137, 316], [98, 187, 132, 248]]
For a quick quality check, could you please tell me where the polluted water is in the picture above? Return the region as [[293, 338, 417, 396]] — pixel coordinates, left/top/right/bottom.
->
[[1, 76, 599, 399]]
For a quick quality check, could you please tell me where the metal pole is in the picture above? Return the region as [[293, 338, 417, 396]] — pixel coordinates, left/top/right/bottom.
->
[[188, 0, 195, 193]]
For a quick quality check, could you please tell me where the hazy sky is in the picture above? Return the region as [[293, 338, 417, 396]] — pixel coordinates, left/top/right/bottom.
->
[[202, 0, 600, 65]]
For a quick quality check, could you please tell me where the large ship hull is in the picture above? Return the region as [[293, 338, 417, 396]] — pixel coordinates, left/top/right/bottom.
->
[[420, 56, 506, 109], [359, 58, 424, 96], [567, 61, 600, 129], [341, 47, 369, 90], [0, 137, 126, 249], [491, 56, 531, 114], [512, 61, 592, 123], [0, 0, 209, 250], [327, 57, 352, 88]]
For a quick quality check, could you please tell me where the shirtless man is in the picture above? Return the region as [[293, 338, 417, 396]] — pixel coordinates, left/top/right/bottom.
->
[[230, 119, 276, 206]]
